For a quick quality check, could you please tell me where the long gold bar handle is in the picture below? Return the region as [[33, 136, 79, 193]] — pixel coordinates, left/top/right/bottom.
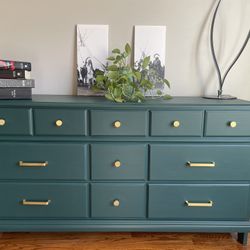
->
[[21, 199, 51, 206], [185, 200, 213, 207], [19, 161, 48, 167], [186, 161, 215, 168]]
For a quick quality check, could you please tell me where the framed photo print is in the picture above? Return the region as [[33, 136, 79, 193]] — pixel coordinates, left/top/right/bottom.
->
[[77, 24, 108, 96]]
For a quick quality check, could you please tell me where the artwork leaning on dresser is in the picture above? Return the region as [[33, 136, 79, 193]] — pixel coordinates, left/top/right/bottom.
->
[[1, 95, 250, 245]]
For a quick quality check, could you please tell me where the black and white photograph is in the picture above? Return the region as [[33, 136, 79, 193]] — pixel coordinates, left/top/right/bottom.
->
[[77, 24, 108, 96], [134, 25, 166, 96]]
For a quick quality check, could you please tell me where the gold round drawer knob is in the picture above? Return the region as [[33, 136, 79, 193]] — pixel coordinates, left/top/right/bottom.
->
[[113, 160, 121, 168], [0, 118, 6, 126], [229, 121, 237, 128], [172, 120, 180, 128], [55, 119, 63, 127], [113, 120, 121, 128], [113, 199, 120, 207]]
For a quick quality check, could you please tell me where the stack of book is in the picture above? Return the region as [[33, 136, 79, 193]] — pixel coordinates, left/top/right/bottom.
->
[[0, 59, 35, 99]]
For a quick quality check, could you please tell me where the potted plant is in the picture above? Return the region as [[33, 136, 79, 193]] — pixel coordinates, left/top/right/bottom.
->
[[92, 43, 171, 103]]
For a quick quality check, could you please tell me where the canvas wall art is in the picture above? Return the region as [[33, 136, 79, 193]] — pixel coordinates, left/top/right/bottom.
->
[[134, 25, 166, 96], [77, 24, 108, 96]]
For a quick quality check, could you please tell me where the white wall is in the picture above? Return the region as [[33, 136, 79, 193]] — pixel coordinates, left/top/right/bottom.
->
[[0, 0, 249, 99]]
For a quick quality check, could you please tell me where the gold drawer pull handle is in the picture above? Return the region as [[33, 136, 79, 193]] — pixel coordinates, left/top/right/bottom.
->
[[19, 161, 48, 167], [187, 161, 215, 168], [185, 200, 213, 207], [55, 119, 63, 127], [113, 160, 121, 168], [21, 199, 51, 206], [229, 121, 237, 128], [172, 120, 180, 128], [0, 118, 6, 126], [113, 199, 120, 207], [113, 120, 121, 128]]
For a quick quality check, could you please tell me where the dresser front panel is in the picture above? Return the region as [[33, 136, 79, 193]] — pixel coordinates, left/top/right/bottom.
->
[[1, 96, 250, 237], [150, 144, 250, 180], [151, 111, 203, 136], [0, 183, 88, 218], [0, 143, 87, 180], [148, 184, 250, 220], [205, 111, 250, 136], [90, 110, 147, 136], [34, 108, 86, 135], [0, 108, 32, 135], [91, 144, 147, 180], [91, 183, 146, 218]]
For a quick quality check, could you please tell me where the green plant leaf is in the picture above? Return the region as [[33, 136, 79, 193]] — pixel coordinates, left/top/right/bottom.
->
[[122, 84, 134, 97], [107, 56, 116, 61], [125, 43, 132, 55], [107, 65, 118, 71], [157, 90, 163, 95], [142, 56, 150, 69], [141, 79, 154, 89], [112, 48, 120, 54], [107, 71, 119, 80], [115, 55, 123, 62], [105, 93, 114, 101], [96, 75, 105, 82], [134, 71, 142, 82], [164, 79, 171, 88], [163, 94, 172, 100], [114, 97, 124, 103]]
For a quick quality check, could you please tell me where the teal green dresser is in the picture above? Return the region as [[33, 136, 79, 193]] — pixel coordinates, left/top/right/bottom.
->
[[1, 95, 250, 245]]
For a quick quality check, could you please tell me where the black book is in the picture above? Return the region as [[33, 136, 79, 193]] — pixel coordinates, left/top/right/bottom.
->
[[0, 69, 31, 79], [0, 59, 31, 71], [0, 87, 32, 99]]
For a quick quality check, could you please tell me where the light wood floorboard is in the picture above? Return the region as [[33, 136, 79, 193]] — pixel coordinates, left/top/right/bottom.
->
[[0, 232, 248, 250]]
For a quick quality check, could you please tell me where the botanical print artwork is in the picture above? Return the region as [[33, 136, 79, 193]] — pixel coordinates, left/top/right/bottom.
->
[[134, 25, 166, 96], [77, 25, 108, 96]]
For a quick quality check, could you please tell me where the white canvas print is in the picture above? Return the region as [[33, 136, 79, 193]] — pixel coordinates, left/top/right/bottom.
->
[[77, 25, 108, 96], [134, 25, 166, 96]]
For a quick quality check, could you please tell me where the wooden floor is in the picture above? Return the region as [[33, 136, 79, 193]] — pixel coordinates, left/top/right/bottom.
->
[[0, 232, 249, 250]]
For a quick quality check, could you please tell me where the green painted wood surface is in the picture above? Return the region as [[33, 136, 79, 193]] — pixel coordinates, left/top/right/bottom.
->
[[148, 184, 250, 220], [0, 108, 32, 135], [90, 110, 147, 136], [150, 144, 250, 180], [0, 143, 87, 180], [205, 111, 250, 136], [151, 111, 204, 136], [1, 95, 250, 108], [91, 144, 147, 180], [91, 183, 146, 218], [0, 95, 250, 242], [0, 183, 88, 218], [34, 108, 86, 135]]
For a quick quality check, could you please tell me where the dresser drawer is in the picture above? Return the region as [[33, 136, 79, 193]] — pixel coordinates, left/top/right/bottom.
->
[[0, 108, 32, 135], [91, 183, 146, 218], [34, 109, 86, 135], [149, 184, 250, 220], [151, 111, 203, 136], [0, 143, 87, 180], [90, 110, 147, 136], [150, 144, 250, 180], [0, 183, 88, 218], [205, 111, 250, 136], [91, 144, 147, 180]]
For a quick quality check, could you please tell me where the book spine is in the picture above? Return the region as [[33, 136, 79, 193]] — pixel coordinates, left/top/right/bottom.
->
[[0, 60, 32, 71], [0, 79, 35, 88], [0, 88, 32, 99], [0, 69, 31, 79]]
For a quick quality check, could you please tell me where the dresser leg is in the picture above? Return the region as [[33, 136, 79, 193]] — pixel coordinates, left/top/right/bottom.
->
[[238, 232, 248, 245]]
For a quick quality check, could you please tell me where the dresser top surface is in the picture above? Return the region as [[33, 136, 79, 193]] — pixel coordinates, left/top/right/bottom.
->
[[0, 95, 250, 107]]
